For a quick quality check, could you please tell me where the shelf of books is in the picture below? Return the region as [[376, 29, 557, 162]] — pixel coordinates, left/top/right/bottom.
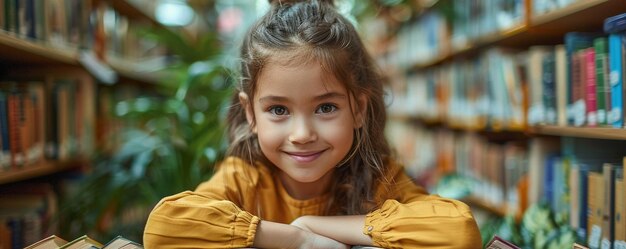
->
[[0, 0, 168, 247], [383, 0, 626, 247], [400, 0, 626, 72]]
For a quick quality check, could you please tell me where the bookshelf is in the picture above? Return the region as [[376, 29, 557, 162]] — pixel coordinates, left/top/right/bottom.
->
[[383, 0, 626, 247], [0, 32, 78, 66], [533, 126, 626, 140], [0, 159, 86, 185], [408, 0, 626, 71], [0, 0, 168, 247]]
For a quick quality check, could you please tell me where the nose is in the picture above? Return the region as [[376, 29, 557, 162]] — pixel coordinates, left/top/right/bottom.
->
[[288, 116, 317, 144]]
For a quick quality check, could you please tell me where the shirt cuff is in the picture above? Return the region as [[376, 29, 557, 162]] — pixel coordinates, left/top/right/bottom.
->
[[233, 210, 260, 247], [363, 200, 399, 248]]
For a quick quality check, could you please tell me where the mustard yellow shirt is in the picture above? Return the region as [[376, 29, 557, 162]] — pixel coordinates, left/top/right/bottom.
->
[[143, 157, 481, 248]]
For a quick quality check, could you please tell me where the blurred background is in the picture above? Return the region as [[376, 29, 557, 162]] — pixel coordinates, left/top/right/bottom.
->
[[1, 0, 626, 248]]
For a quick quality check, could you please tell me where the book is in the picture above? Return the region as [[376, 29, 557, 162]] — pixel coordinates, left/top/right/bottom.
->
[[604, 14, 626, 128], [527, 46, 551, 125], [601, 163, 623, 249], [556, 44, 568, 126], [570, 163, 602, 242], [573, 243, 590, 249], [485, 235, 521, 249], [614, 165, 625, 248], [564, 32, 602, 125], [543, 49, 557, 124], [24, 234, 143, 249], [24, 235, 68, 249], [593, 37, 610, 126], [588, 171, 604, 249], [101, 236, 143, 249], [59, 235, 103, 249], [584, 48, 597, 127]]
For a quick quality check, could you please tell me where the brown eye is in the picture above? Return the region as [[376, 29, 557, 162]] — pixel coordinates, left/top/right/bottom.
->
[[269, 106, 288, 115], [317, 104, 337, 114]]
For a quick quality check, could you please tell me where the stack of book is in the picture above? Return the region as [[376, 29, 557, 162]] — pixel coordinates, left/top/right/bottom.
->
[[24, 235, 142, 249]]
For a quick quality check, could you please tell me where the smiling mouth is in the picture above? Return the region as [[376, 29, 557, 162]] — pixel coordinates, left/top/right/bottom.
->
[[285, 150, 326, 163]]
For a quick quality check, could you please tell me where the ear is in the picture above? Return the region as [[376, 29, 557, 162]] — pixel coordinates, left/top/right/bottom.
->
[[239, 92, 257, 133], [354, 93, 367, 129]]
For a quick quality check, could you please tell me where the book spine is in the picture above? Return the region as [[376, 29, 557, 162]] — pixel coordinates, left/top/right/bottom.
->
[[613, 165, 625, 248], [594, 37, 610, 126], [556, 45, 568, 126], [586, 48, 598, 127], [608, 34, 623, 128], [7, 91, 23, 168], [601, 164, 619, 249], [588, 172, 604, 249], [543, 51, 557, 124], [574, 50, 587, 126], [0, 91, 10, 170]]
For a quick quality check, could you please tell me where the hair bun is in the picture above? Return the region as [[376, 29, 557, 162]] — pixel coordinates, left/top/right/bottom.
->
[[268, 0, 334, 6]]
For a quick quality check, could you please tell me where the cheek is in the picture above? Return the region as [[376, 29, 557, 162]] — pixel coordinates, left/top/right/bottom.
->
[[255, 119, 284, 149], [318, 119, 354, 150]]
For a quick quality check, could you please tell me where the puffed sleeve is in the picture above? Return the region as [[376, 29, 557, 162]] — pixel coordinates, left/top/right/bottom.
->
[[363, 162, 482, 249], [143, 157, 261, 249]]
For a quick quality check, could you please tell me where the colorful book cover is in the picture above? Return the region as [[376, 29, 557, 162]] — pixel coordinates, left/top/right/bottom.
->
[[555, 45, 568, 126], [585, 48, 597, 127], [543, 50, 557, 124], [601, 163, 623, 249], [593, 37, 610, 126], [614, 166, 625, 248], [588, 171, 605, 249], [564, 32, 602, 125], [608, 33, 624, 128], [604, 13, 626, 128]]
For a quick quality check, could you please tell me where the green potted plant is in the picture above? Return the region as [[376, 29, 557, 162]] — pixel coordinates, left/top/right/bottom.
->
[[59, 25, 234, 242]]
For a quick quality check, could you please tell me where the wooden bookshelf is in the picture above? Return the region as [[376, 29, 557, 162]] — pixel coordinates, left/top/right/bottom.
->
[[410, 0, 626, 71], [530, 0, 623, 32], [105, 0, 161, 27], [0, 160, 84, 185], [391, 114, 626, 141], [533, 125, 626, 140], [0, 32, 79, 66], [107, 56, 162, 85]]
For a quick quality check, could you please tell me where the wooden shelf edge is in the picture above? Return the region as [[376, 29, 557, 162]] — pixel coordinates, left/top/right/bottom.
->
[[390, 115, 626, 140], [108, 0, 162, 28], [107, 56, 165, 85], [530, 0, 609, 27], [0, 32, 79, 65], [0, 30, 165, 86], [0, 159, 85, 185], [533, 125, 626, 140]]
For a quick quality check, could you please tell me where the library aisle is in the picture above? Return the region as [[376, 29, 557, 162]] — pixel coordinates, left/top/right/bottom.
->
[[0, 0, 235, 248], [379, 0, 626, 248]]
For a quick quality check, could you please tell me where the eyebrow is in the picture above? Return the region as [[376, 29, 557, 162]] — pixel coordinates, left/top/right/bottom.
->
[[258, 92, 347, 103]]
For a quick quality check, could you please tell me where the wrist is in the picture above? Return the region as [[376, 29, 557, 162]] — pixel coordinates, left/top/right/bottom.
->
[[253, 220, 307, 249]]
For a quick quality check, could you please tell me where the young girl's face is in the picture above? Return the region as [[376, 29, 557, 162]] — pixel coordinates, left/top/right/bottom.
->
[[244, 60, 363, 198]]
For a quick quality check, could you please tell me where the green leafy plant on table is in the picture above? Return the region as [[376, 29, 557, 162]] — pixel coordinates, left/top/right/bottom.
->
[[59, 26, 234, 243]]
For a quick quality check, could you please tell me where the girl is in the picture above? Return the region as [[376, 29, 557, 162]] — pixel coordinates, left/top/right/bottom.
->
[[143, 0, 481, 248]]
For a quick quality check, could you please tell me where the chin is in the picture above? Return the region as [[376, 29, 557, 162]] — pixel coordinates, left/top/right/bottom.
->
[[289, 173, 325, 183]]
